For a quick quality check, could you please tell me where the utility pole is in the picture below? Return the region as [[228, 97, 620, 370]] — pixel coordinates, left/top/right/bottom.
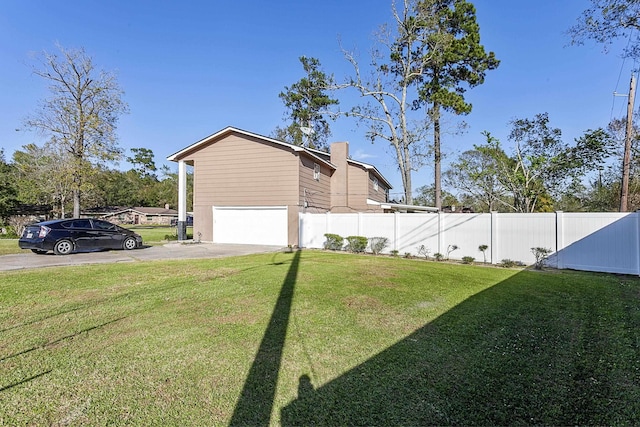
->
[[620, 73, 636, 212]]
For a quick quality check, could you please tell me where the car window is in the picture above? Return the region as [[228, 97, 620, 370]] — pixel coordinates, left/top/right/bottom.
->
[[93, 220, 117, 231], [66, 219, 92, 229]]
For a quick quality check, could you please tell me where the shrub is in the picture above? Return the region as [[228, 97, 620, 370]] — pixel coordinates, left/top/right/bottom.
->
[[345, 235, 368, 253], [417, 245, 430, 260], [501, 259, 517, 268], [531, 247, 552, 270], [462, 256, 475, 264], [390, 250, 399, 257], [478, 244, 488, 263], [433, 252, 444, 261], [0, 226, 19, 239], [164, 234, 178, 241], [404, 252, 412, 259], [323, 233, 344, 251], [446, 244, 459, 260], [369, 237, 389, 255]]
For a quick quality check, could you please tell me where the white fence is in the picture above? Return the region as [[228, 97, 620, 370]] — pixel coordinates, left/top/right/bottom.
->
[[299, 211, 640, 275]]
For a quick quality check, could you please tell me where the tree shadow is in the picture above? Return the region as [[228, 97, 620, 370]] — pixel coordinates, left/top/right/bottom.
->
[[229, 250, 301, 426], [281, 269, 640, 425]]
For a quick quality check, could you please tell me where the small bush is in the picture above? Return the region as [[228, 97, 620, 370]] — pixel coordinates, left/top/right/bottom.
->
[[446, 244, 459, 260], [324, 233, 344, 251], [501, 259, 517, 268], [417, 245, 430, 260], [531, 247, 552, 270], [390, 250, 399, 257], [462, 256, 475, 264], [433, 252, 444, 261], [478, 244, 489, 263], [0, 226, 19, 239], [164, 234, 178, 241], [369, 237, 389, 255], [404, 252, 412, 259], [345, 235, 368, 253]]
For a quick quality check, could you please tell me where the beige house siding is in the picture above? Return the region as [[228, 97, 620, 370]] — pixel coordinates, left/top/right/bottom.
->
[[299, 155, 331, 212], [368, 173, 389, 204], [168, 127, 393, 245], [344, 163, 371, 212], [181, 133, 300, 241]]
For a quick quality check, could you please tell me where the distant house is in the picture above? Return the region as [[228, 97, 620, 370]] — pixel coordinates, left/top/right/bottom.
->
[[82, 206, 178, 225], [166, 126, 394, 246]]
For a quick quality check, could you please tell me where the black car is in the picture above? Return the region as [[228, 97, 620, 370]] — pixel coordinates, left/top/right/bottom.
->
[[19, 218, 143, 255]]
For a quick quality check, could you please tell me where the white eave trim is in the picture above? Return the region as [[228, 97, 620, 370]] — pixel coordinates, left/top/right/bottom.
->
[[375, 201, 439, 212]]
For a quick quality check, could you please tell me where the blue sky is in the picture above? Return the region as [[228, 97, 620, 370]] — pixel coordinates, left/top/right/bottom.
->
[[0, 0, 635, 200]]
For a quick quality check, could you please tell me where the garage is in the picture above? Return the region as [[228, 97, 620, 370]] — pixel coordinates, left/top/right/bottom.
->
[[212, 206, 288, 246]]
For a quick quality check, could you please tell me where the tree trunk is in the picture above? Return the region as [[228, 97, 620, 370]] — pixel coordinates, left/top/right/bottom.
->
[[433, 103, 442, 210]]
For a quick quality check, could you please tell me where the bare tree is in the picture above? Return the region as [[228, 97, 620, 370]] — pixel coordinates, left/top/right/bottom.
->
[[335, 0, 451, 204], [25, 44, 128, 218]]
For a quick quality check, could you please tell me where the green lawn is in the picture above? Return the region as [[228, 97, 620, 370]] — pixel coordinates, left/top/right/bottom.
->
[[0, 239, 18, 255], [1, 251, 639, 425]]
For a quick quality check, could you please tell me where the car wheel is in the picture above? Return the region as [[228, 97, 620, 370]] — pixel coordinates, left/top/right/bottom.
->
[[31, 249, 48, 255], [53, 239, 73, 255], [123, 237, 137, 250]]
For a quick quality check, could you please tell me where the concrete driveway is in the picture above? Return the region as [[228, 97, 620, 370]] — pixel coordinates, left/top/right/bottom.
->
[[0, 242, 284, 272]]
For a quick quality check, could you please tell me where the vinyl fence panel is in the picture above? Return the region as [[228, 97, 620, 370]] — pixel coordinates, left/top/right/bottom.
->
[[299, 211, 640, 275]]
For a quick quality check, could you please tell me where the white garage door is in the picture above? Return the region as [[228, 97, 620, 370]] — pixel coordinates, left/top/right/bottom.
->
[[212, 206, 288, 246]]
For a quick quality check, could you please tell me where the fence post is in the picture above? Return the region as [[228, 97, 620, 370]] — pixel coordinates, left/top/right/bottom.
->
[[325, 211, 331, 236], [636, 211, 640, 276], [394, 211, 399, 253], [438, 211, 444, 255], [490, 211, 498, 265], [556, 211, 564, 269]]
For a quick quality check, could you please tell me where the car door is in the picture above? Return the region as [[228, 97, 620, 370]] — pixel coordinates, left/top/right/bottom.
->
[[91, 220, 124, 249], [66, 219, 95, 251]]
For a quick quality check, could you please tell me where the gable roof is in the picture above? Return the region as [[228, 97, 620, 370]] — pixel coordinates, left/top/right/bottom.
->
[[305, 147, 393, 190], [166, 126, 335, 169]]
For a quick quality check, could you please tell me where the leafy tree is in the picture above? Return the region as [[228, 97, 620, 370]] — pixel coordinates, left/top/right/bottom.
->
[[127, 147, 157, 179], [338, 0, 453, 204], [0, 149, 19, 220], [458, 114, 615, 212], [415, 0, 499, 210], [25, 44, 128, 218], [444, 132, 507, 212], [413, 184, 458, 207], [569, 0, 640, 59], [274, 56, 338, 150], [12, 143, 74, 217]]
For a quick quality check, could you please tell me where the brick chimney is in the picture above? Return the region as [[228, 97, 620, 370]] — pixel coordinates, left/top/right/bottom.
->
[[330, 141, 349, 211]]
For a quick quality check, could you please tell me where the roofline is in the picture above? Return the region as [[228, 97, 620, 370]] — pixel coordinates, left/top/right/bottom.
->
[[166, 126, 335, 169], [306, 146, 393, 189]]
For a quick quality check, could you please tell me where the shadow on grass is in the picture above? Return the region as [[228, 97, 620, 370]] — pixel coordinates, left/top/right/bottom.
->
[[281, 270, 640, 425], [229, 250, 301, 426], [0, 317, 126, 362]]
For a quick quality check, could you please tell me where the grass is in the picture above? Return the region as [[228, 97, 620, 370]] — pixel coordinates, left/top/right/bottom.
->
[[1, 251, 639, 425], [0, 239, 18, 255]]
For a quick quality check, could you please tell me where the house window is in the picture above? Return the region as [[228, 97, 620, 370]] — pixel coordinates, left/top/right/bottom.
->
[[314, 163, 320, 181], [373, 177, 379, 191]]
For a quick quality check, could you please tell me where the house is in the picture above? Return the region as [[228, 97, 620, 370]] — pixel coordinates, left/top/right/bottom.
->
[[82, 206, 178, 225], [166, 127, 393, 246]]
